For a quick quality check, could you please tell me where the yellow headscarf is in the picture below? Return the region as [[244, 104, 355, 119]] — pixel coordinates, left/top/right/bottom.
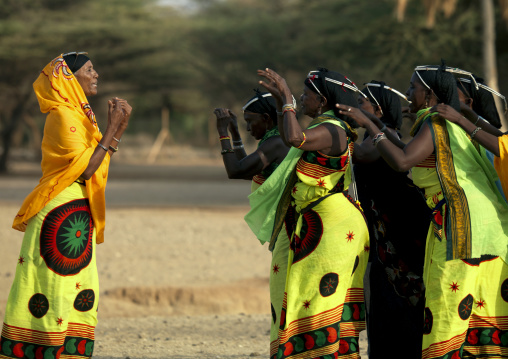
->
[[13, 54, 110, 243]]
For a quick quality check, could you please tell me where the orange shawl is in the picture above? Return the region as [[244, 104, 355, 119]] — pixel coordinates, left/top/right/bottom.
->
[[13, 54, 110, 243]]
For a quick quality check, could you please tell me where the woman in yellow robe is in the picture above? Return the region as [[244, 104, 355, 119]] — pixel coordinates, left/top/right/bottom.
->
[[246, 68, 369, 359], [0, 53, 131, 359]]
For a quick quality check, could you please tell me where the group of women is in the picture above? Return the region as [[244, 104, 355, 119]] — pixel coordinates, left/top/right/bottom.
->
[[0, 51, 507, 359], [215, 63, 508, 358]]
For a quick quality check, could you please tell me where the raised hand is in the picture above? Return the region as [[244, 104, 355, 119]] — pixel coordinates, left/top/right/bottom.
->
[[335, 103, 372, 128], [226, 109, 240, 137], [214, 107, 235, 134], [108, 98, 125, 130], [428, 103, 463, 124], [114, 97, 132, 129], [257, 68, 291, 104]]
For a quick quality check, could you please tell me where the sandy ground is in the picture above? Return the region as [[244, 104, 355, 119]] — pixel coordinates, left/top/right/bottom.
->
[[0, 159, 368, 358]]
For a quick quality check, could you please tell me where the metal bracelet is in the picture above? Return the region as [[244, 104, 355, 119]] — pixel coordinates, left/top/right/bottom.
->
[[113, 136, 122, 143], [97, 143, 108, 152], [470, 127, 482, 140], [372, 132, 387, 147], [221, 149, 235, 155]]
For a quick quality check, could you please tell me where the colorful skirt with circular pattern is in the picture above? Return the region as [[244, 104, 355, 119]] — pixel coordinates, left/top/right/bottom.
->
[[1, 182, 98, 359], [422, 204, 508, 358], [270, 192, 369, 359]]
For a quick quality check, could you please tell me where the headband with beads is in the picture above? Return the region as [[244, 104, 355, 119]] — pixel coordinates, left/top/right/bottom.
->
[[414, 65, 479, 93], [364, 82, 410, 116], [458, 78, 508, 114], [242, 93, 273, 112], [306, 71, 368, 99], [242, 92, 297, 112]]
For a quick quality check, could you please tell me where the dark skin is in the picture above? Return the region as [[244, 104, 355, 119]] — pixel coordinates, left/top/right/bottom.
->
[[336, 73, 437, 172], [353, 95, 400, 164], [75, 60, 132, 180], [257, 68, 346, 157], [214, 108, 288, 179]]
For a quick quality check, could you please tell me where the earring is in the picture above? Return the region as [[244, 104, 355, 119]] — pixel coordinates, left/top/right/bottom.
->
[[317, 104, 323, 116]]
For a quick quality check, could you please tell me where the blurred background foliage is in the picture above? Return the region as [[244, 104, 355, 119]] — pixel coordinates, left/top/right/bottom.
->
[[1, 0, 507, 171]]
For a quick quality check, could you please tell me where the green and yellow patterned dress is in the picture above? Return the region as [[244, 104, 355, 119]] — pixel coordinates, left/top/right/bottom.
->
[[247, 114, 369, 359], [411, 109, 508, 359]]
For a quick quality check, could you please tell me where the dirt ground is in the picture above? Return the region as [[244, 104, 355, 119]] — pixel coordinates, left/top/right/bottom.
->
[[0, 156, 368, 359]]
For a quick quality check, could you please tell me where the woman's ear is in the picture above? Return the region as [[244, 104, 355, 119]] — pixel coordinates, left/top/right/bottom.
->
[[466, 97, 473, 109], [320, 96, 328, 106], [263, 113, 274, 128], [374, 105, 383, 118]]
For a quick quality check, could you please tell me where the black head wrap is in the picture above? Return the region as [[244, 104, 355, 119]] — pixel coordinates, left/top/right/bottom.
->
[[361, 80, 403, 130], [414, 61, 461, 112], [63, 52, 90, 73], [243, 89, 278, 125], [457, 77, 502, 129], [304, 67, 359, 128]]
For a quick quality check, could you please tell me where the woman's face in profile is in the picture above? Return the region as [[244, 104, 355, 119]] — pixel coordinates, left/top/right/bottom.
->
[[300, 86, 322, 118], [74, 60, 99, 97], [406, 72, 427, 114], [244, 112, 268, 140]]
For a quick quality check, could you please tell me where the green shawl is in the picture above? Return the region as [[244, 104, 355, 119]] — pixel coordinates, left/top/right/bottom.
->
[[412, 108, 508, 261], [244, 113, 355, 251]]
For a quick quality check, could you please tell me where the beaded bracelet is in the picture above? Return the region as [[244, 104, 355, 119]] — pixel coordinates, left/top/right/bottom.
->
[[296, 132, 307, 149], [219, 136, 231, 141], [221, 149, 235, 155], [470, 127, 482, 140], [283, 108, 296, 116], [372, 132, 387, 147], [97, 143, 108, 152], [109, 145, 118, 152]]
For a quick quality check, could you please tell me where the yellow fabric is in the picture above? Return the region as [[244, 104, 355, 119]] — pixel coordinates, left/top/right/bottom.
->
[[269, 121, 368, 358], [12, 55, 110, 243], [495, 135, 508, 197], [269, 227, 291, 352], [2, 183, 99, 357], [422, 224, 508, 358], [413, 154, 508, 358], [272, 195, 368, 359]]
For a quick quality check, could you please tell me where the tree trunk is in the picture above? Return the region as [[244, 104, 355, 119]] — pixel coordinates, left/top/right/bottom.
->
[[482, 0, 507, 130]]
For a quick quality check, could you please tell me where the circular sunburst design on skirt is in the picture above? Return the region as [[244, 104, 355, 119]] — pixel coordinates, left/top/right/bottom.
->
[[458, 294, 474, 320], [40, 199, 93, 276], [291, 209, 323, 264], [74, 289, 95, 312], [320, 273, 339, 297], [28, 293, 49, 318]]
